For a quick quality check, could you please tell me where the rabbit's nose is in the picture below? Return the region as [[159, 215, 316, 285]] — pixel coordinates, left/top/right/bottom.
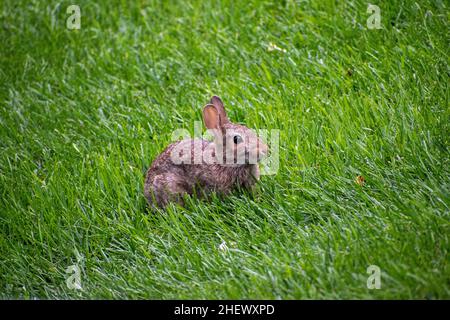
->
[[258, 143, 269, 159], [261, 143, 268, 154]]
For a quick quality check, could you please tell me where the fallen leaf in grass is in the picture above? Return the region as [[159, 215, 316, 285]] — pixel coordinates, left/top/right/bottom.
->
[[355, 175, 366, 186], [218, 241, 228, 252], [267, 42, 287, 53], [218, 241, 237, 252]]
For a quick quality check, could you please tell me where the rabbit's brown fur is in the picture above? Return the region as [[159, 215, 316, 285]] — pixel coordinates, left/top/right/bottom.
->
[[144, 96, 268, 208]]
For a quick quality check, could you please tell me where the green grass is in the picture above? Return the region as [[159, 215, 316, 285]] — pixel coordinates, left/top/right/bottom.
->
[[0, 0, 449, 299]]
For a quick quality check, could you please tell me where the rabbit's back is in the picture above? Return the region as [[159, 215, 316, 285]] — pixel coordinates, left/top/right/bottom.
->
[[144, 138, 211, 206]]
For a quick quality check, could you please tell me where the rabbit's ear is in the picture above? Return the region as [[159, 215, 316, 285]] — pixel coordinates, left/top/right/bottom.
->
[[203, 104, 220, 130], [210, 96, 229, 126]]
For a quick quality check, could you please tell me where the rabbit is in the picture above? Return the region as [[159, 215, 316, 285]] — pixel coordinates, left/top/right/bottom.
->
[[144, 96, 268, 208]]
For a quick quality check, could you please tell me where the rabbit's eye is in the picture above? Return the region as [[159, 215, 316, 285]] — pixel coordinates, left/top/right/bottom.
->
[[233, 135, 243, 144]]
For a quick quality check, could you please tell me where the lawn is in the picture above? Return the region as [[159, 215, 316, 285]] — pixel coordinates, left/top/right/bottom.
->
[[0, 0, 448, 299]]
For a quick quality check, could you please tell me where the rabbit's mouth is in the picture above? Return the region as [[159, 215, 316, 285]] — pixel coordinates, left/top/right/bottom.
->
[[244, 147, 268, 164]]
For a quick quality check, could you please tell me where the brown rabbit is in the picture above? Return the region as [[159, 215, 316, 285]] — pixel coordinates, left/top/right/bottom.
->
[[144, 96, 268, 208]]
